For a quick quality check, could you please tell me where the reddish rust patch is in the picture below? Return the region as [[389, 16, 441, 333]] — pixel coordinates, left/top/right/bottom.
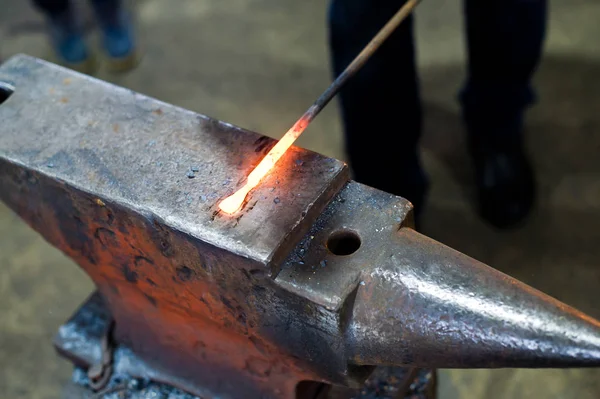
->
[[113, 124, 119, 133], [245, 357, 272, 378], [144, 293, 158, 306], [60, 97, 69, 103], [146, 278, 158, 287], [176, 265, 195, 281], [153, 108, 163, 116], [3, 171, 322, 396]]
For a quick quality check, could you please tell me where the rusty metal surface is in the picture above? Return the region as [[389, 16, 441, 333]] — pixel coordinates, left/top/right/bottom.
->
[[59, 294, 202, 399], [0, 55, 349, 399], [0, 54, 348, 272], [57, 293, 435, 399], [2, 56, 600, 399]]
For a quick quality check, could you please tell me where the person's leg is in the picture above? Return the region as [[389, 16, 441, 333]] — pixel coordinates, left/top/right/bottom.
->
[[329, 0, 427, 219], [31, 0, 91, 68], [462, 0, 548, 228], [90, 0, 138, 71], [31, 0, 70, 16]]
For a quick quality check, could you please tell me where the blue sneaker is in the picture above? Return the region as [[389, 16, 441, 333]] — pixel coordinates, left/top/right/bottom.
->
[[97, 10, 139, 72], [48, 12, 95, 73]]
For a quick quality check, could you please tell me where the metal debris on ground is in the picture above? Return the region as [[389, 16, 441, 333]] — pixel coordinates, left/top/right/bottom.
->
[[352, 367, 433, 399], [70, 368, 201, 399]]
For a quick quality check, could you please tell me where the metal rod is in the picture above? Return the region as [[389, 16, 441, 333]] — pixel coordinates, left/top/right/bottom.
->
[[218, 0, 421, 214], [299, 0, 421, 127]]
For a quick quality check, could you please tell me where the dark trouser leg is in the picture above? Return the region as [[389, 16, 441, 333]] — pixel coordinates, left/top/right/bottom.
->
[[328, 0, 427, 213], [462, 0, 547, 228], [31, 0, 70, 18], [89, 0, 122, 23], [31, 0, 92, 66], [90, 0, 138, 68], [462, 0, 548, 148]]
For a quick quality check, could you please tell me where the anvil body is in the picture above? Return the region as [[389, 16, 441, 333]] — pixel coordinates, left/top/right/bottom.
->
[[1, 55, 599, 399]]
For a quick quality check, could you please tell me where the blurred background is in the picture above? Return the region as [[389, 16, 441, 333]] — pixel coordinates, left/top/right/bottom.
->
[[1, 0, 599, 398]]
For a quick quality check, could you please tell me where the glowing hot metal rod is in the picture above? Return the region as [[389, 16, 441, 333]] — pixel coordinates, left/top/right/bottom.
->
[[219, 0, 422, 214]]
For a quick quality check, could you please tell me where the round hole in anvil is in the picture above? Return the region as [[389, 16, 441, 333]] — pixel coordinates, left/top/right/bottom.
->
[[0, 82, 14, 105], [327, 229, 361, 256]]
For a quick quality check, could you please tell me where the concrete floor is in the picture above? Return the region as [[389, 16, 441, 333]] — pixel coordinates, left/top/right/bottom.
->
[[1, 0, 600, 398]]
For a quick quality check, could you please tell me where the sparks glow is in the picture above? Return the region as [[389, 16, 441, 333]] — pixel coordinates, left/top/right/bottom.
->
[[219, 113, 311, 214]]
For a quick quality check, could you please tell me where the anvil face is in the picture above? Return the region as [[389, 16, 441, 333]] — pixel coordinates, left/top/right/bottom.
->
[[1, 56, 599, 399], [0, 54, 348, 272]]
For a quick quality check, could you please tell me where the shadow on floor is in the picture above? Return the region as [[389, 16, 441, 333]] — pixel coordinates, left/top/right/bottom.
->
[[418, 54, 600, 318], [419, 53, 600, 399]]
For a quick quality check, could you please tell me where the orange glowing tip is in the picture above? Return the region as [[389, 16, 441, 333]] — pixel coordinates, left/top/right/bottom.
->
[[219, 110, 313, 214], [219, 0, 421, 214]]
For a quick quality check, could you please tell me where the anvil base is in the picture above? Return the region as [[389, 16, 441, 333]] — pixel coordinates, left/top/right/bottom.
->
[[56, 294, 437, 399]]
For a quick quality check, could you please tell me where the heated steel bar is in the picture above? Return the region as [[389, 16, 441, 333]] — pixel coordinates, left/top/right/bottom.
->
[[219, 0, 422, 214]]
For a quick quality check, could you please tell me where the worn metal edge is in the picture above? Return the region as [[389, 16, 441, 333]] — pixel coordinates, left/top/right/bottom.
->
[[0, 156, 261, 276], [0, 54, 350, 268], [268, 165, 349, 276]]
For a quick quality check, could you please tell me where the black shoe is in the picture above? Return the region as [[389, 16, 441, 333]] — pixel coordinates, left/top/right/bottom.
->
[[471, 143, 535, 229]]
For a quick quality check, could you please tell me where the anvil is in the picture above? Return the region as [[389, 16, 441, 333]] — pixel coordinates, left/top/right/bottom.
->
[[0, 55, 599, 399]]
